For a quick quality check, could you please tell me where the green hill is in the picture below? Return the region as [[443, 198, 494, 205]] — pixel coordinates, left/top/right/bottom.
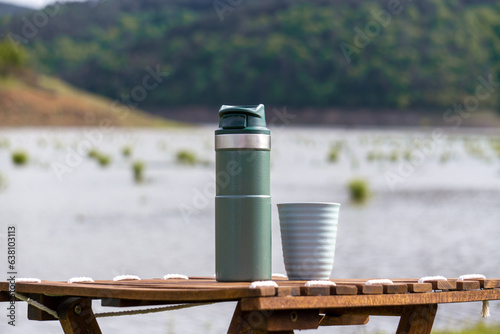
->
[[0, 36, 181, 127], [0, 2, 31, 16], [1, 0, 500, 119], [0, 72, 183, 127]]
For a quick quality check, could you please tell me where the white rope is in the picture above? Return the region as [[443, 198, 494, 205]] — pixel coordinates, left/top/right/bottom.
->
[[457, 274, 489, 318], [458, 274, 486, 281], [15, 278, 41, 283], [68, 277, 94, 283], [305, 280, 336, 287], [113, 275, 141, 281], [272, 273, 287, 278], [13, 292, 59, 319], [95, 302, 215, 318], [418, 276, 447, 283], [13, 292, 214, 319], [249, 281, 278, 288], [162, 274, 189, 280], [482, 301, 490, 318], [366, 279, 393, 285]]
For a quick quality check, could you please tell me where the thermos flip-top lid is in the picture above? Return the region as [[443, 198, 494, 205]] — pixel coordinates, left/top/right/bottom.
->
[[216, 104, 269, 135]]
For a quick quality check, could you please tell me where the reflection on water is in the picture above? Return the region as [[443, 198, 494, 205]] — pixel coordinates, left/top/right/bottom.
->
[[0, 126, 499, 333]]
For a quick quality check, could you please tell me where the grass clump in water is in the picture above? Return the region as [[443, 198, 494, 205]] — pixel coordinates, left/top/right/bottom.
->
[[0, 171, 7, 191], [176, 150, 197, 165], [367, 151, 382, 162], [0, 138, 10, 149], [88, 149, 111, 167], [122, 146, 132, 157], [403, 150, 412, 161], [11, 150, 29, 166], [389, 150, 398, 162], [328, 148, 340, 162], [88, 149, 99, 159], [96, 154, 111, 167], [347, 178, 370, 204], [327, 141, 343, 162], [490, 138, 500, 159], [132, 161, 145, 183], [440, 150, 452, 164]]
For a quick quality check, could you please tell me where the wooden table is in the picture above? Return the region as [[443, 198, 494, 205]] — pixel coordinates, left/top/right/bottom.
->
[[1, 276, 500, 333]]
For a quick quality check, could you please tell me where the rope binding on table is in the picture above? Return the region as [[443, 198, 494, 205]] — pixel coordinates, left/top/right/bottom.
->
[[249, 281, 278, 288], [68, 277, 94, 283], [13, 292, 59, 319], [13, 291, 214, 319], [163, 274, 189, 280], [305, 280, 336, 287], [418, 275, 447, 283], [15, 278, 41, 283], [418, 274, 489, 318], [458, 274, 489, 318], [458, 274, 486, 281], [113, 275, 141, 281], [94, 302, 215, 318]]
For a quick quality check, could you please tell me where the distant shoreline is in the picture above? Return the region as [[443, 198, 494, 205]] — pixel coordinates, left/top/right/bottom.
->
[[148, 107, 500, 128]]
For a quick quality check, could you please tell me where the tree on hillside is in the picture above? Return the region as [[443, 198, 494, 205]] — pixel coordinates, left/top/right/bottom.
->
[[0, 39, 27, 77], [2, 0, 500, 113]]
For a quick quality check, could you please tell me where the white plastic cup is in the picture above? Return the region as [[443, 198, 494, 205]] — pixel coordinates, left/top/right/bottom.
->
[[277, 202, 340, 280]]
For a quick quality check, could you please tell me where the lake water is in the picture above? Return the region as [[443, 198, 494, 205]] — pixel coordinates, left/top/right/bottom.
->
[[0, 126, 499, 333]]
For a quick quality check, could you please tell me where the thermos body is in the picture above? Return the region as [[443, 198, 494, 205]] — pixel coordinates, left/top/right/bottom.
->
[[215, 105, 271, 282]]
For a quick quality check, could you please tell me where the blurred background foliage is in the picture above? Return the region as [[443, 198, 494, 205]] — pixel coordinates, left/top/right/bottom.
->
[[1, 0, 500, 113], [0, 38, 27, 76]]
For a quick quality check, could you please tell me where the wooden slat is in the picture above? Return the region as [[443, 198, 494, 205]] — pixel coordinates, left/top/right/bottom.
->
[[300, 286, 331, 296], [277, 286, 300, 297], [331, 285, 357, 295], [331, 281, 384, 295], [87, 279, 252, 289], [389, 279, 455, 291], [357, 284, 383, 295], [383, 284, 408, 294], [240, 288, 500, 311], [6, 281, 276, 302], [482, 279, 500, 289], [391, 279, 455, 291], [456, 281, 481, 291], [407, 283, 433, 293], [425, 280, 456, 290], [446, 279, 499, 289], [387, 278, 456, 290], [67, 279, 319, 295]]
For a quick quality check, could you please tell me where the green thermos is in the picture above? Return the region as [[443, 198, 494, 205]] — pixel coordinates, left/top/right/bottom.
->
[[215, 104, 271, 282]]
